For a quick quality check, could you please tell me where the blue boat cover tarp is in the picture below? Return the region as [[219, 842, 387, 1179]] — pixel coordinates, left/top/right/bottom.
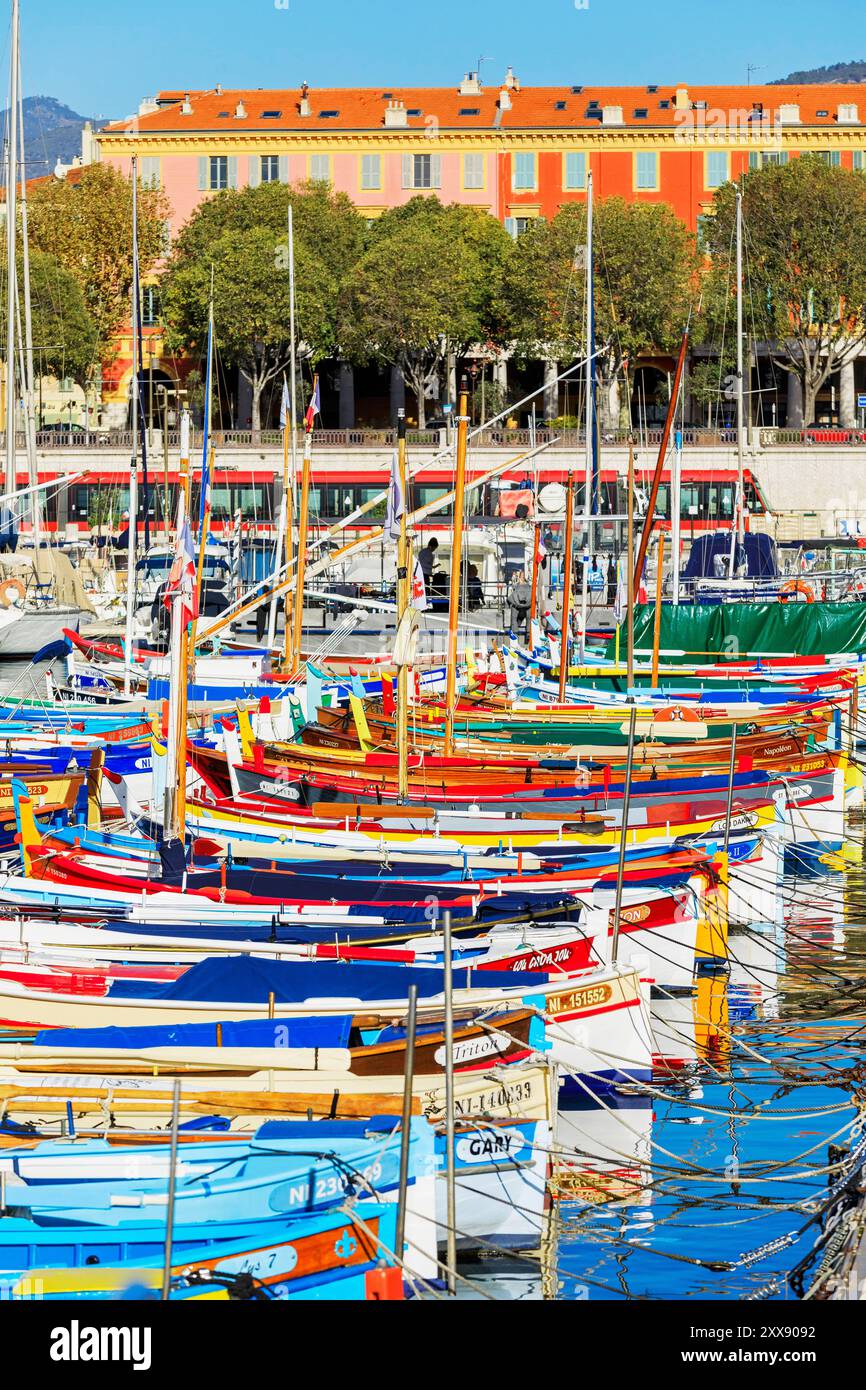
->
[[34, 1014, 354, 1051], [107, 955, 545, 1003]]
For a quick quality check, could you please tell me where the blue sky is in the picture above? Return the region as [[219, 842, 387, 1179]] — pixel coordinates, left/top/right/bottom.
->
[[10, 0, 866, 118]]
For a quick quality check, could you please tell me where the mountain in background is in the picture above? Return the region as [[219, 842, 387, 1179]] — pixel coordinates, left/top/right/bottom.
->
[[0, 96, 109, 184], [772, 61, 866, 84]]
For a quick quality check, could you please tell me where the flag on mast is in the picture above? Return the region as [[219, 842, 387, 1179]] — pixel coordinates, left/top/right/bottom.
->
[[411, 559, 429, 612], [305, 375, 321, 433], [280, 380, 290, 431], [163, 518, 199, 629], [385, 450, 404, 541]]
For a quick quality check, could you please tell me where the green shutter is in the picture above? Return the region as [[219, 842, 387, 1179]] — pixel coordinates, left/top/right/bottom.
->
[[248, 156, 261, 189], [198, 156, 208, 191], [227, 157, 238, 189], [402, 154, 412, 188], [430, 154, 441, 188], [279, 155, 290, 184]]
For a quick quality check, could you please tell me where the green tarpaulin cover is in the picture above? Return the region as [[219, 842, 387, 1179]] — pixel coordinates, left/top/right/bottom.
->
[[605, 603, 866, 663]]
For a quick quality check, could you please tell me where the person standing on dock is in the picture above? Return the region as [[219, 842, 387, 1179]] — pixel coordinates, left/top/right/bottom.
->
[[418, 536, 439, 599]]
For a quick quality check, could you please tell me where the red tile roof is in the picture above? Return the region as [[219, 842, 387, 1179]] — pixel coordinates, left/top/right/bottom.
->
[[99, 82, 866, 135]]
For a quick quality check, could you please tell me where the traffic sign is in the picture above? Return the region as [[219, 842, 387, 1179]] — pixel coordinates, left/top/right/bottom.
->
[[858, 394, 866, 409]]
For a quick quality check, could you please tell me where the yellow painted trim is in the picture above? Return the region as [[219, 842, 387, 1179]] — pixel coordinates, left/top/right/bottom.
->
[[703, 148, 730, 190], [461, 150, 487, 192], [633, 149, 660, 191], [506, 206, 541, 220]]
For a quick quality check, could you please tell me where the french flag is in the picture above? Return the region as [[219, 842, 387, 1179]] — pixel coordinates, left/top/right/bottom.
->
[[305, 375, 321, 434], [163, 518, 199, 629]]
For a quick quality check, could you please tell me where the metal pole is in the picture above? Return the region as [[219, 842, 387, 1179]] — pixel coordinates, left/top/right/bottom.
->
[[161, 1079, 181, 1301], [395, 982, 419, 1262], [651, 531, 665, 690], [3, 0, 19, 501], [723, 722, 739, 856], [124, 159, 140, 697], [396, 411, 411, 801], [558, 471, 575, 703], [611, 706, 637, 965], [627, 444, 635, 688], [444, 383, 470, 755], [672, 427, 682, 605], [579, 171, 594, 663], [442, 908, 457, 1295], [735, 187, 745, 556]]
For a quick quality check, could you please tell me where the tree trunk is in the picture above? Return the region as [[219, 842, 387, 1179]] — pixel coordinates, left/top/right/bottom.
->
[[803, 377, 818, 430], [251, 377, 263, 438]]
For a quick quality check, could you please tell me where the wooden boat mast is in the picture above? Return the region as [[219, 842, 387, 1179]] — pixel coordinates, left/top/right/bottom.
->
[[632, 329, 688, 595], [444, 380, 470, 755], [578, 169, 594, 663], [396, 410, 411, 801], [290, 375, 317, 676]]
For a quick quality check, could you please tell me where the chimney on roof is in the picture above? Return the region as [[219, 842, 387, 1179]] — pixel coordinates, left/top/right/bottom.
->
[[138, 97, 158, 117], [498, 88, 512, 112], [673, 85, 689, 111], [299, 81, 311, 118], [81, 121, 96, 167], [181, 92, 193, 115], [235, 99, 247, 119], [504, 67, 519, 92], [384, 99, 408, 128], [459, 72, 482, 96], [215, 84, 223, 96]]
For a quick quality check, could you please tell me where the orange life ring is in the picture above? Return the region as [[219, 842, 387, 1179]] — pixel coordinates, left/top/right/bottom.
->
[[779, 579, 815, 604], [0, 578, 26, 609]]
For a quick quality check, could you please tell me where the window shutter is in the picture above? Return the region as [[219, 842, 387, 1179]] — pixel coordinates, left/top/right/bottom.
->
[[402, 154, 412, 188], [198, 156, 209, 191], [431, 154, 441, 188], [248, 156, 261, 189], [278, 155, 290, 184], [228, 157, 239, 189], [504, 217, 518, 240]]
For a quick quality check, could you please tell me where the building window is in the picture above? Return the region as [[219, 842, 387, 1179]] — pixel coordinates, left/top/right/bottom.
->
[[512, 152, 537, 190], [749, 151, 789, 169], [360, 153, 381, 190], [402, 153, 441, 189], [309, 154, 331, 182], [141, 286, 162, 327], [705, 150, 729, 189], [813, 150, 841, 166], [634, 151, 658, 190], [563, 151, 587, 190], [696, 214, 713, 251], [854, 151, 866, 172], [463, 153, 485, 189], [139, 156, 161, 189], [261, 155, 281, 183], [209, 155, 229, 190], [504, 216, 535, 239]]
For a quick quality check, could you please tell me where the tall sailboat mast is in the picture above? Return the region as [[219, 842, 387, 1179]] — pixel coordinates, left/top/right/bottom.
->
[[578, 170, 594, 662], [123, 158, 141, 695], [4, 0, 20, 501], [735, 185, 745, 554], [17, 36, 38, 538]]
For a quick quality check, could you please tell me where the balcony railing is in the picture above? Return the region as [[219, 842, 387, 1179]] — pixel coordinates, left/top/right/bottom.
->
[[0, 425, 862, 453]]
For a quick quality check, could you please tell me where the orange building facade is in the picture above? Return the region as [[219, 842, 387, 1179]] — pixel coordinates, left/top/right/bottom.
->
[[92, 73, 866, 428]]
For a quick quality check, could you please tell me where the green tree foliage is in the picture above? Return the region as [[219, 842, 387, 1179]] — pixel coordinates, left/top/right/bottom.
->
[[702, 156, 866, 426], [503, 199, 697, 429], [26, 164, 169, 367], [0, 247, 99, 387], [161, 180, 364, 432], [340, 197, 513, 428]]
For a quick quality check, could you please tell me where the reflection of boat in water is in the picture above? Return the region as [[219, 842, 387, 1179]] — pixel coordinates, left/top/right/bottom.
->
[[728, 925, 782, 1018], [553, 1095, 654, 1209]]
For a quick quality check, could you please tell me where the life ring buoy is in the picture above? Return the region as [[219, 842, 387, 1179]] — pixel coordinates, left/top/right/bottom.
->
[[0, 578, 26, 609], [779, 579, 815, 604]]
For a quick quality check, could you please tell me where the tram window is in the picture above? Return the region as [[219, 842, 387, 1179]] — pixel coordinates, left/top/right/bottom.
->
[[655, 484, 670, 518], [414, 486, 450, 516], [680, 485, 701, 517], [719, 487, 734, 519], [744, 481, 764, 514]]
